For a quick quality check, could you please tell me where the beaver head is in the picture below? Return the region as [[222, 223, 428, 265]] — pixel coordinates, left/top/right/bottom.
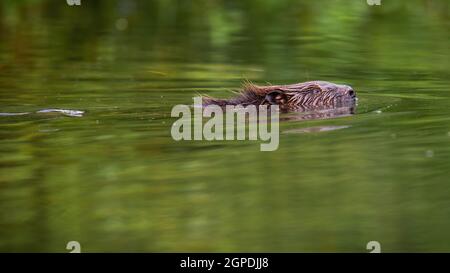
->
[[203, 81, 356, 112]]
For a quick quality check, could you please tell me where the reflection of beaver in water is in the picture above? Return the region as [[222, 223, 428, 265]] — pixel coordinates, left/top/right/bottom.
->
[[203, 81, 357, 112]]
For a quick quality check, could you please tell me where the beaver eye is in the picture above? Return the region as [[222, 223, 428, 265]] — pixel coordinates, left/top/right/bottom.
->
[[348, 90, 355, 97]]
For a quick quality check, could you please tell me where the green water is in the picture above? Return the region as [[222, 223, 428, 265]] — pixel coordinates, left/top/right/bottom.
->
[[0, 0, 449, 252]]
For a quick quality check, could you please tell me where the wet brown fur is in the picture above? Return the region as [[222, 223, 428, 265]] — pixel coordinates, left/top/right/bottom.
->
[[202, 81, 356, 112]]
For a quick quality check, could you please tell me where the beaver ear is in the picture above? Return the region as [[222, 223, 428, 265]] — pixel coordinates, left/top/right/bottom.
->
[[265, 90, 288, 105]]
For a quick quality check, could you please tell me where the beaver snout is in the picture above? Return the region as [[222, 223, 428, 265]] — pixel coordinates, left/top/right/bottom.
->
[[347, 89, 356, 98], [340, 84, 356, 98]]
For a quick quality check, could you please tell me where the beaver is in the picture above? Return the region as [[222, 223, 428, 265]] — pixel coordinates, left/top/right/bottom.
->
[[203, 81, 356, 112]]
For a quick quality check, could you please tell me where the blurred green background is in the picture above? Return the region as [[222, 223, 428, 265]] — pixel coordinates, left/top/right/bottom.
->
[[0, 0, 449, 252]]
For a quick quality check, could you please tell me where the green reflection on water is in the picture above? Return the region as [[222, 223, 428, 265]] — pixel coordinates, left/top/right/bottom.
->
[[0, 0, 449, 252]]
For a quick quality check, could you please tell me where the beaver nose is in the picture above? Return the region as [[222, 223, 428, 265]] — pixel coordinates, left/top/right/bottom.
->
[[347, 89, 356, 98]]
